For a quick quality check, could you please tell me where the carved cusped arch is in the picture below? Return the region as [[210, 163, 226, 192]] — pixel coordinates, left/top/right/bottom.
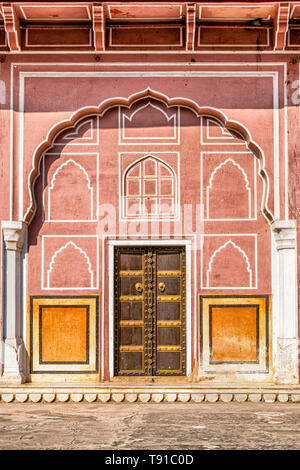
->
[[25, 88, 273, 224]]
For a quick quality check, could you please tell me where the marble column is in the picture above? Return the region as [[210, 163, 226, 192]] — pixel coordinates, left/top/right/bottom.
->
[[1, 221, 27, 384], [272, 220, 298, 384]]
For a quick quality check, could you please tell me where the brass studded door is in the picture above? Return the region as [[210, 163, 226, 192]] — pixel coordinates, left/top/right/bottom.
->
[[114, 246, 186, 376]]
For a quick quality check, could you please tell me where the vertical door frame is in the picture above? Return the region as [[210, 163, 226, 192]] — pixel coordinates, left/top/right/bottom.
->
[[108, 238, 192, 379]]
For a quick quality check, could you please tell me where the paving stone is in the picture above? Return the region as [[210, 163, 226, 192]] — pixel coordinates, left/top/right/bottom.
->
[[0, 402, 299, 450]]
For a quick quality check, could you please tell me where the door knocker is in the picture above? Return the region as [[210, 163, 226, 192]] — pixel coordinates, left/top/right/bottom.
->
[[158, 282, 166, 292], [135, 282, 143, 293]]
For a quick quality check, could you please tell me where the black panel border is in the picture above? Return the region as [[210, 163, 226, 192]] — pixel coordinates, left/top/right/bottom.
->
[[209, 304, 260, 365], [39, 305, 89, 365], [199, 295, 270, 374], [29, 295, 99, 374]]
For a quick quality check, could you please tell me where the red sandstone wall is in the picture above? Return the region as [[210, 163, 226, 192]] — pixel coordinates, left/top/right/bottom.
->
[[0, 52, 298, 379]]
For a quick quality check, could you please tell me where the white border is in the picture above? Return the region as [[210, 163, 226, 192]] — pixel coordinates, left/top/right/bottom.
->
[[42, 152, 99, 223], [108, 26, 184, 48], [119, 151, 180, 222], [201, 233, 258, 290], [41, 234, 99, 291], [19, 4, 91, 21], [119, 102, 179, 144], [107, 3, 183, 21], [25, 28, 92, 48], [201, 151, 257, 221], [197, 26, 270, 48], [14, 65, 284, 224], [107, 237, 193, 379]]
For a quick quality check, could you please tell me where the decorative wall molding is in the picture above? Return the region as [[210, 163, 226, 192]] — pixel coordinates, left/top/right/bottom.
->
[[25, 87, 273, 225], [2, 4, 21, 51], [1, 388, 300, 403]]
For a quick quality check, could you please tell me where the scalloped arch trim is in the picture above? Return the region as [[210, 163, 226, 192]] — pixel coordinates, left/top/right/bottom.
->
[[25, 88, 273, 224]]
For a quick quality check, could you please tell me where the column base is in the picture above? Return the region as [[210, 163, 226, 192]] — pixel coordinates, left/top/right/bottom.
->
[[1, 338, 25, 384], [274, 338, 299, 385]]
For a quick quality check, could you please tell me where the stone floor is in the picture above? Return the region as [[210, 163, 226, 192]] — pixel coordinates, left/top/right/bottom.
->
[[0, 402, 300, 450]]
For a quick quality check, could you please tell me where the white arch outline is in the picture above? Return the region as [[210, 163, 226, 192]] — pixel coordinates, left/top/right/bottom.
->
[[122, 101, 177, 142], [206, 240, 252, 288], [206, 118, 239, 140], [47, 158, 93, 221], [47, 241, 94, 289], [206, 158, 251, 219], [122, 153, 177, 219], [26, 87, 273, 225], [60, 118, 94, 142]]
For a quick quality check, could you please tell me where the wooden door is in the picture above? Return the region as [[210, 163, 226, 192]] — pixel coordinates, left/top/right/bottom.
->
[[114, 246, 186, 376]]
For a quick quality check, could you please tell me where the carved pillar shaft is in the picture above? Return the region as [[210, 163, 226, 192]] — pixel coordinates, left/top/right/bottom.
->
[[1, 221, 27, 384], [272, 220, 298, 384]]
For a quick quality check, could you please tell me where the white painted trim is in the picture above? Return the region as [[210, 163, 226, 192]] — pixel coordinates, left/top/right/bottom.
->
[[47, 158, 93, 222], [119, 152, 180, 222], [47, 241, 93, 289], [202, 117, 244, 145], [107, 4, 183, 21], [12, 63, 285, 224], [201, 151, 257, 222], [19, 4, 91, 21], [206, 158, 252, 220], [201, 233, 258, 290], [197, 26, 270, 48], [120, 102, 178, 143], [108, 26, 184, 48], [41, 235, 99, 291], [42, 152, 99, 223], [107, 237, 192, 379], [24, 28, 92, 48], [206, 240, 253, 288], [58, 118, 98, 145]]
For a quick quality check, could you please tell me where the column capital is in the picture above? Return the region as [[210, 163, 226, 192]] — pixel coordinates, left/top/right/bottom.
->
[[272, 219, 297, 250], [2, 221, 27, 252]]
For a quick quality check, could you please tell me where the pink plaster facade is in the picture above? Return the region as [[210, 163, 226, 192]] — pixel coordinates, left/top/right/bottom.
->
[[0, 1, 299, 388]]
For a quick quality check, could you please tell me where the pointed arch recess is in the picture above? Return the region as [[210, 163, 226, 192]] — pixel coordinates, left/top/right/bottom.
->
[[47, 241, 94, 289], [123, 154, 176, 218], [48, 159, 93, 221], [206, 240, 252, 288], [25, 88, 273, 224], [207, 158, 251, 219]]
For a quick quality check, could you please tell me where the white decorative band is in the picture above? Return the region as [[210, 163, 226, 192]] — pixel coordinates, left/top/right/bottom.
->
[[0, 391, 300, 403]]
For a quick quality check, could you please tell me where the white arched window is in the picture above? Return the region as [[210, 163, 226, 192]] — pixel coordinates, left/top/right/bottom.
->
[[124, 156, 176, 219]]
